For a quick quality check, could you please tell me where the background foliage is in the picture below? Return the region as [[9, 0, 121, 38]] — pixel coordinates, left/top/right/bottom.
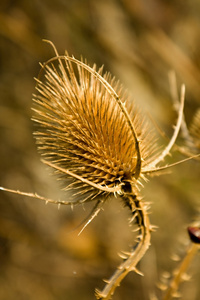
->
[[0, 0, 199, 299]]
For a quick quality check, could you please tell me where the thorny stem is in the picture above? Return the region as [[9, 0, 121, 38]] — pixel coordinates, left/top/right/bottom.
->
[[143, 84, 185, 173], [162, 243, 199, 300], [169, 71, 194, 149], [0, 186, 69, 205], [95, 192, 151, 300]]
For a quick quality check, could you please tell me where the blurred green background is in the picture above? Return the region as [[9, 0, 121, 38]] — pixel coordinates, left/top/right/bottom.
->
[[0, 1, 200, 299]]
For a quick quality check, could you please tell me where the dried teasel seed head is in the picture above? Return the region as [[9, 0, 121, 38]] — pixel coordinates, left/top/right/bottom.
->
[[32, 42, 155, 204]]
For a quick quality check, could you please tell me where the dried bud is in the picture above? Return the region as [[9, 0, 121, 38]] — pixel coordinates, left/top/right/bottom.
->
[[187, 226, 200, 244]]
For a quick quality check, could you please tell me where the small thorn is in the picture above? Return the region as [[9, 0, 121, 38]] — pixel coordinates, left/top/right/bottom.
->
[[136, 234, 143, 241], [181, 272, 191, 281], [137, 180, 144, 188], [157, 282, 168, 291], [118, 252, 128, 259], [150, 225, 158, 232], [144, 204, 151, 211], [172, 291, 181, 298], [131, 227, 141, 233], [161, 271, 170, 279], [129, 214, 137, 224], [102, 278, 110, 284], [171, 253, 181, 262], [121, 251, 132, 256], [131, 267, 144, 276], [95, 289, 103, 300], [144, 201, 152, 206]]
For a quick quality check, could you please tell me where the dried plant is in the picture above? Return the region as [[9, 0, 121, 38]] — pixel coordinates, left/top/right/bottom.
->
[[189, 109, 200, 150], [0, 40, 198, 300], [158, 71, 200, 160], [173, 107, 200, 158]]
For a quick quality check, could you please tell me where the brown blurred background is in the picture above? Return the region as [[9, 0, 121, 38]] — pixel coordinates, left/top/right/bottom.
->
[[0, 1, 200, 299]]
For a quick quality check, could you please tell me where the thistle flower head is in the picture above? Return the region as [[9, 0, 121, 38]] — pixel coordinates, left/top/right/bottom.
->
[[32, 43, 155, 203]]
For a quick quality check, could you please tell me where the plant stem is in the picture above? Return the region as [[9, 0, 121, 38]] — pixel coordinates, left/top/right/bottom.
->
[[96, 193, 151, 299], [162, 243, 199, 300]]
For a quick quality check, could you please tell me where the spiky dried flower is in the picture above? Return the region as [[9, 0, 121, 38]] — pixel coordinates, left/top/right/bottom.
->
[[30, 41, 186, 299], [0, 41, 188, 300], [33, 49, 155, 205], [32, 41, 184, 204]]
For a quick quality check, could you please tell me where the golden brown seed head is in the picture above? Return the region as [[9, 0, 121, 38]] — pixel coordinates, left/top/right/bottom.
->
[[32, 52, 153, 203]]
